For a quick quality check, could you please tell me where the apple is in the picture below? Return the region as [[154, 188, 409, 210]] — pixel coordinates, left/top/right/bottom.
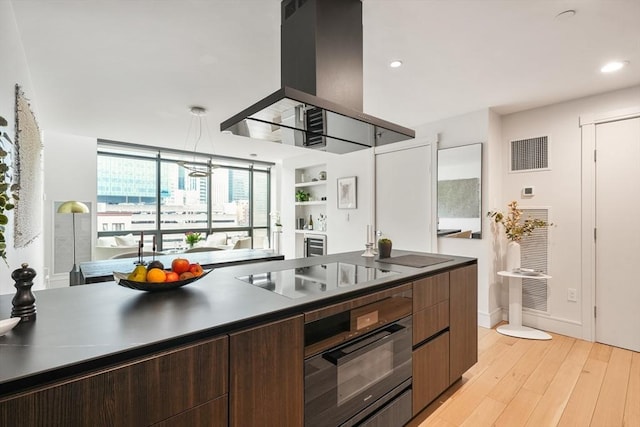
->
[[165, 271, 179, 282], [179, 271, 195, 280], [171, 258, 190, 275], [189, 263, 204, 277]]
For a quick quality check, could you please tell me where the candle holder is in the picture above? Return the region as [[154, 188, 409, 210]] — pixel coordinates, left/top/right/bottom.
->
[[361, 242, 375, 257]]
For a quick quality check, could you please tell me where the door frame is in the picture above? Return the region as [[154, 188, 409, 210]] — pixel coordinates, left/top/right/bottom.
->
[[579, 106, 640, 342]]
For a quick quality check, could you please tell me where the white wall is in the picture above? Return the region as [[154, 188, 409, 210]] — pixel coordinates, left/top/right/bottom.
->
[[0, 2, 42, 295], [414, 109, 502, 327], [42, 131, 97, 289], [281, 148, 374, 258], [500, 85, 640, 339]]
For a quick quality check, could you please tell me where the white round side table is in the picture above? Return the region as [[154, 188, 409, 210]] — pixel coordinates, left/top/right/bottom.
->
[[497, 270, 552, 340]]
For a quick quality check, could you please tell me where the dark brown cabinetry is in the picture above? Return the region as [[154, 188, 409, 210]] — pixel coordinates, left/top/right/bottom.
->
[[412, 331, 450, 415], [413, 272, 450, 344], [229, 315, 304, 427], [0, 336, 228, 427], [449, 264, 478, 384], [411, 264, 477, 415], [412, 272, 451, 415]]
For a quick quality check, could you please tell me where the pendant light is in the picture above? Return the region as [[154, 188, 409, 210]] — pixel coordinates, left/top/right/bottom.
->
[[178, 106, 216, 177]]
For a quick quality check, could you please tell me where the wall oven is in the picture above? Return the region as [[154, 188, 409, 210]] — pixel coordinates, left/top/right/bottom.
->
[[304, 287, 413, 426]]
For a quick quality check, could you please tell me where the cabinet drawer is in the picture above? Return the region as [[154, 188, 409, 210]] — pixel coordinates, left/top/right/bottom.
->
[[413, 273, 449, 312], [412, 331, 450, 415], [153, 394, 228, 427], [0, 335, 228, 427], [413, 300, 449, 345]]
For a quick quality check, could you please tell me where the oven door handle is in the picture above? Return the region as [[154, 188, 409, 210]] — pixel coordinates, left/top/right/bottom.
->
[[322, 323, 405, 365]]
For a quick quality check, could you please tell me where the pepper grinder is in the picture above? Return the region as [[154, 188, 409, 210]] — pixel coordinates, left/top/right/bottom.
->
[[11, 263, 37, 322]]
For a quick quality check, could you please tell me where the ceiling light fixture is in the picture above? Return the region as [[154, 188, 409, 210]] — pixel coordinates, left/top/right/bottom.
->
[[389, 60, 403, 68], [600, 60, 628, 73], [178, 106, 216, 177]]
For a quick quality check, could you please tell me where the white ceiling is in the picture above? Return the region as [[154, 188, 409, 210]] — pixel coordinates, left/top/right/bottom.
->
[[10, 0, 640, 163]]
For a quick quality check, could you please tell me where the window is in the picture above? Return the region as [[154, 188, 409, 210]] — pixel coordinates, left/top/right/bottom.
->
[[96, 141, 273, 251]]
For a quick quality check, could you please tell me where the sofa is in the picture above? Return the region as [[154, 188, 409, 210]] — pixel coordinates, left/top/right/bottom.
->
[[94, 234, 140, 260]]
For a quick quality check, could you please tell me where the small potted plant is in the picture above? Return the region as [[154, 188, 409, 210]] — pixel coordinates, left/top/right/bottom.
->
[[378, 237, 392, 258], [185, 231, 202, 248], [295, 190, 310, 202]]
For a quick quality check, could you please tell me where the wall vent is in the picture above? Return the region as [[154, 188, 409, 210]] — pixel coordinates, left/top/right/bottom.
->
[[520, 208, 549, 312], [511, 136, 548, 171]]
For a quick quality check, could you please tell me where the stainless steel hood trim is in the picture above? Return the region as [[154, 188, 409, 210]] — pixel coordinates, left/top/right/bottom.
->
[[220, 86, 415, 140]]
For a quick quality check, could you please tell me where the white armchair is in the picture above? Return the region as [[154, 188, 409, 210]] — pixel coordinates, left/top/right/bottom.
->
[[232, 237, 252, 249]]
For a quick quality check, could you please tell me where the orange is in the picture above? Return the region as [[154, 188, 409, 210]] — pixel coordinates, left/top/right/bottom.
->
[[146, 268, 167, 283]]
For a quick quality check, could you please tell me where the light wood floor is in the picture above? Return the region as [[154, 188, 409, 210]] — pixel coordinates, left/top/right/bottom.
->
[[408, 326, 640, 427]]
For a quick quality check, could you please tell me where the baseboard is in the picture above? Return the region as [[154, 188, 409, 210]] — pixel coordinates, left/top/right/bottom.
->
[[478, 307, 503, 328]]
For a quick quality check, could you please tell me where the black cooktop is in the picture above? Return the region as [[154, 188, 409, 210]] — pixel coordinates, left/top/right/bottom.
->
[[236, 262, 398, 299]]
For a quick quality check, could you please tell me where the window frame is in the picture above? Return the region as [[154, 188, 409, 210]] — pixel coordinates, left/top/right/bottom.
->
[[97, 140, 273, 251]]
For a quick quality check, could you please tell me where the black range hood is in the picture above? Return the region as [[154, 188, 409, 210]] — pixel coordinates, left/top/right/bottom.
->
[[220, 0, 415, 154]]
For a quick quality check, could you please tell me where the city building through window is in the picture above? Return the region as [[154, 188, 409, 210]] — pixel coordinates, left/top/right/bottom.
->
[[97, 141, 272, 251]]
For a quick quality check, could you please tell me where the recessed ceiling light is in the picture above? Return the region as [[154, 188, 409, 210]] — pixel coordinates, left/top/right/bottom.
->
[[601, 61, 628, 73], [389, 60, 403, 68]]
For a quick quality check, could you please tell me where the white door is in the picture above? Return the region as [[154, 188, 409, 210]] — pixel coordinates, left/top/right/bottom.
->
[[595, 116, 640, 352], [375, 144, 433, 252]]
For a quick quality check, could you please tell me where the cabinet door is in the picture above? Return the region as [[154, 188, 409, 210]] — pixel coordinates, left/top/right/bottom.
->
[[0, 336, 228, 427], [230, 315, 304, 427], [412, 331, 449, 415], [413, 272, 449, 344], [449, 264, 478, 384], [413, 272, 449, 312]]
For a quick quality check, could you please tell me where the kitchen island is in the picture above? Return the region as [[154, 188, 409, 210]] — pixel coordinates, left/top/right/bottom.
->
[[0, 250, 477, 426]]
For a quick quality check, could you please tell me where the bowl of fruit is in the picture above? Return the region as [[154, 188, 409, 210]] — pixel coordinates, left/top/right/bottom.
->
[[114, 258, 211, 292]]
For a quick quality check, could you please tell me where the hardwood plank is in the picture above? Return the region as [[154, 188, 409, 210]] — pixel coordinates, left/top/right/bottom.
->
[[588, 342, 612, 362], [460, 397, 506, 427], [524, 340, 592, 427], [624, 351, 640, 427], [414, 327, 639, 427], [522, 334, 575, 395], [438, 338, 530, 425], [494, 387, 542, 427], [590, 346, 633, 427], [488, 337, 552, 404], [556, 358, 607, 426], [418, 415, 457, 427]]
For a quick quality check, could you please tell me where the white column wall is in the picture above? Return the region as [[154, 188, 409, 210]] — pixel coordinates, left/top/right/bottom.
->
[[413, 109, 502, 327], [0, 2, 41, 295], [42, 131, 97, 289]]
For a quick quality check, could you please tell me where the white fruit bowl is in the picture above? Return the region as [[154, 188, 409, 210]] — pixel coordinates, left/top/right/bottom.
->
[[0, 317, 20, 336]]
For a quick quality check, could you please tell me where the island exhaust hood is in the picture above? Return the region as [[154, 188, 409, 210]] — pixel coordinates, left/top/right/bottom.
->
[[220, 0, 415, 154]]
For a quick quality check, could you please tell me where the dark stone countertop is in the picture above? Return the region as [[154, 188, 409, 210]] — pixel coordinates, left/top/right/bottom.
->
[[0, 250, 476, 397]]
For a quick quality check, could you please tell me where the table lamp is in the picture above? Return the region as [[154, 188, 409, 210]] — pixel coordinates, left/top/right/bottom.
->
[[57, 201, 90, 286]]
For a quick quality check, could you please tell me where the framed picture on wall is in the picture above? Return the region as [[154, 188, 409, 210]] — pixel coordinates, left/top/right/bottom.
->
[[337, 176, 357, 209]]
